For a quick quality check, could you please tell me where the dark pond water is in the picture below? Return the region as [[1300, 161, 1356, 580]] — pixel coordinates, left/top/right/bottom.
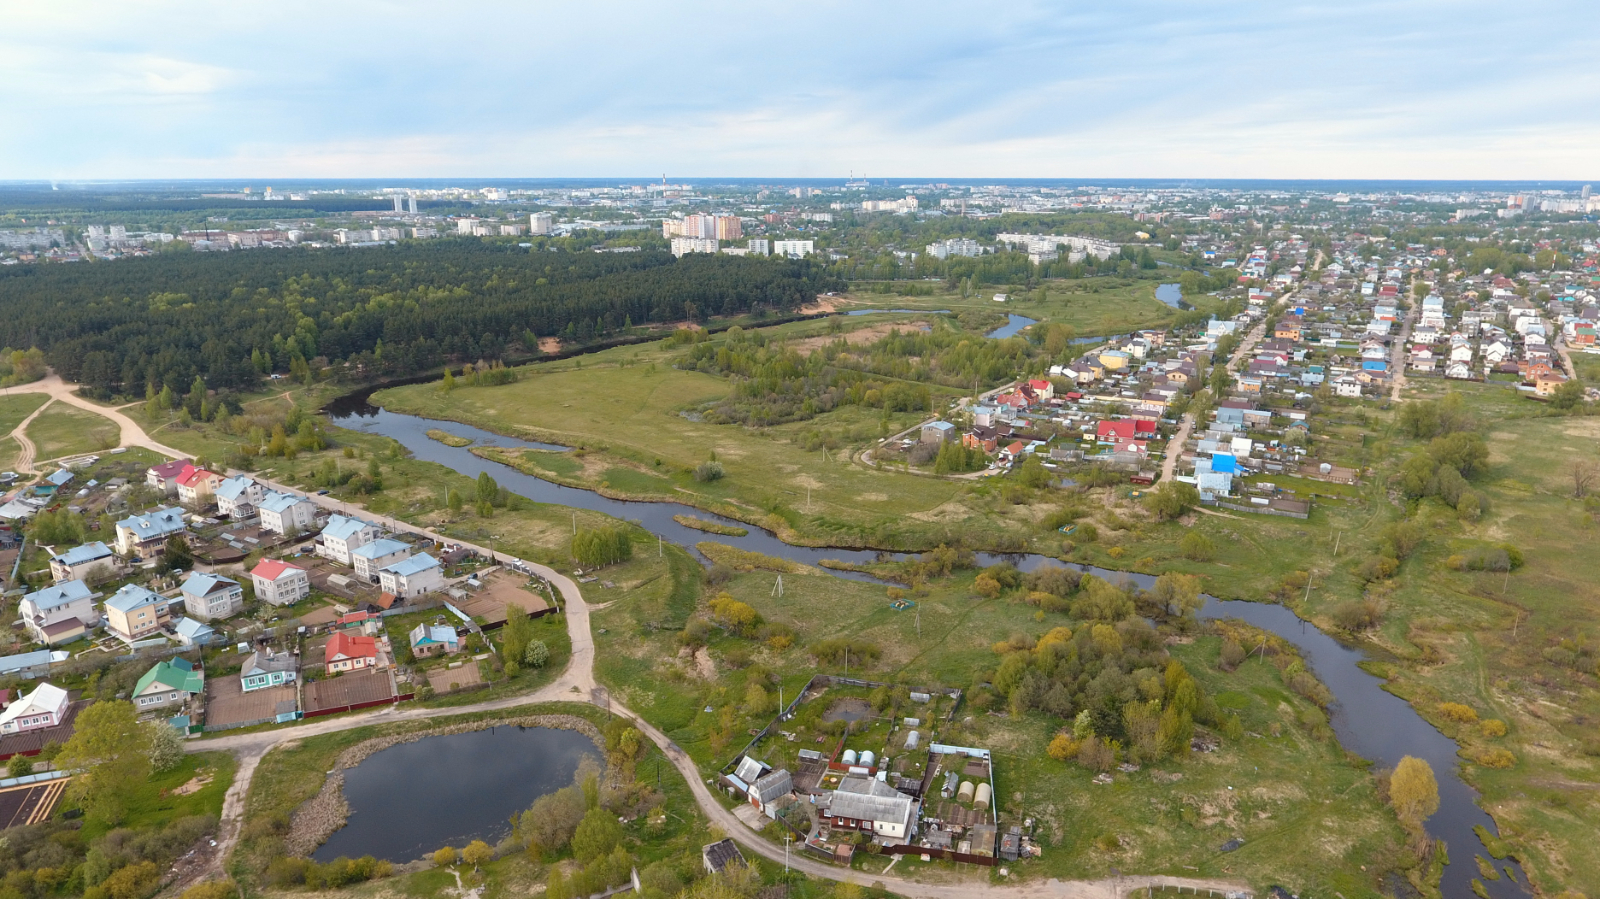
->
[[313, 726, 597, 863], [324, 390, 1527, 896], [1155, 282, 1190, 310], [985, 314, 1038, 339]]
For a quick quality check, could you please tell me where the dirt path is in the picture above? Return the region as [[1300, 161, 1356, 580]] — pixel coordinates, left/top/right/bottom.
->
[[1554, 337, 1579, 381], [7, 396, 53, 473], [1158, 412, 1193, 483], [1389, 301, 1417, 402], [4, 374, 189, 460]]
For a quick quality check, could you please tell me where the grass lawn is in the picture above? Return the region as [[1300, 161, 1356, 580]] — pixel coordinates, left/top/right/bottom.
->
[[0, 436, 18, 471], [838, 278, 1191, 336], [24, 402, 120, 460], [0, 393, 48, 436], [78, 751, 238, 842]]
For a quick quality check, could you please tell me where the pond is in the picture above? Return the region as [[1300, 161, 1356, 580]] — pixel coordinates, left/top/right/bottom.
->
[[1155, 282, 1189, 310], [313, 726, 598, 863], [984, 313, 1037, 339], [325, 390, 1528, 896]]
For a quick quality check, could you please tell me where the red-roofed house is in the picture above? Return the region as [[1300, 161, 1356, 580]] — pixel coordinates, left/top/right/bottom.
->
[[1096, 420, 1158, 443], [251, 558, 311, 606], [1026, 379, 1055, 401], [175, 465, 222, 507], [326, 631, 379, 674]]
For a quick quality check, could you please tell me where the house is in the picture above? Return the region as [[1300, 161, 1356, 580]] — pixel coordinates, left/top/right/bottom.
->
[[146, 458, 194, 495], [319, 515, 380, 565], [408, 623, 459, 658], [1026, 378, 1055, 401], [920, 421, 956, 443], [214, 476, 265, 518], [180, 571, 244, 621], [0, 650, 57, 680], [173, 617, 218, 648], [1096, 420, 1157, 443], [103, 584, 171, 642], [19, 580, 99, 646], [0, 683, 69, 734], [1534, 371, 1569, 396], [824, 776, 917, 844], [133, 658, 203, 712], [1333, 377, 1363, 398], [49, 541, 115, 584], [352, 539, 412, 582], [258, 491, 318, 536], [1446, 361, 1473, 380], [44, 469, 74, 490], [175, 465, 222, 507], [326, 631, 379, 674], [748, 768, 794, 818], [240, 650, 296, 692], [251, 558, 311, 606], [702, 839, 746, 875], [378, 553, 444, 599], [115, 506, 187, 556]]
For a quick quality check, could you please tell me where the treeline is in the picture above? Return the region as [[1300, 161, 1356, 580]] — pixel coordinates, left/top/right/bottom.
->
[[0, 242, 840, 397], [678, 323, 1025, 426]]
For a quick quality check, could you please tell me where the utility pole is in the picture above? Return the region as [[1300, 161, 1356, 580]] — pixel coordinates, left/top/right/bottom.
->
[[1332, 531, 1341, 556], [572, 512, 577, 535], [658, 535, 663, 557]]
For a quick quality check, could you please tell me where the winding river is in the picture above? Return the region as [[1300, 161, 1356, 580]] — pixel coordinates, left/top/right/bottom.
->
[[324, 363, 1527, 896]]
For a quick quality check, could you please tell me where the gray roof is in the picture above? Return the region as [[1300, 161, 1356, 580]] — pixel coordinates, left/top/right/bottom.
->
[[733, 755, 768, 784], [702, 839, 745, 874], [827, 776, 914, 825], [750, 769, 793, 804], [242, 651, 296, 676]]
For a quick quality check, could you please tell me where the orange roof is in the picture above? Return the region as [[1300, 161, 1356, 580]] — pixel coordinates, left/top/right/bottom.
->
[[327, 631, 377, 662], [175, 465, 217, 488], [251, 558, 306, 580]]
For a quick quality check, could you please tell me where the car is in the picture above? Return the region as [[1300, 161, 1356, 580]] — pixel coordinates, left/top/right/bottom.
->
[[315, 489, 329, 496]]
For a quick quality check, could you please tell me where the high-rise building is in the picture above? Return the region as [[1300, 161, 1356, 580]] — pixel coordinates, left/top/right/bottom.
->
[[530, 212, 554, 235], [747, 239, 770, 256], [772, 240, 813, 258], [714, 215, 742, 240], [457, 218, 480, 235], [392, 195, 404, 213], [1584, 184, 1593, 201], [670, 237, 718, 257], [407, 195, 418, 214]]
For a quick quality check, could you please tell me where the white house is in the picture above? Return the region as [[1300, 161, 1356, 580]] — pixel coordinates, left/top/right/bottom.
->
[[180, 571, 244, 621], [215, 476, 266, 518], [145, 458, 193, 495], [351, 538, 411, 582], [19, 580, 99, 646], [378, 553, 444, 599], [258, 491, 318, 536], [0, 683, 69, 734], [319, 515, 380, 565], [48, 541, 115, 584], [114, 506, 187, 557], [251, 558, 311, 606]]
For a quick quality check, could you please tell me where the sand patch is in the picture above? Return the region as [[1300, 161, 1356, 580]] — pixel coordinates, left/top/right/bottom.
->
[[909, 500, 975, 523], [857, 493, 889, 502], [169, 771, 214, 796], [787, 321, 931, 355], [538, 337, 562, 354]]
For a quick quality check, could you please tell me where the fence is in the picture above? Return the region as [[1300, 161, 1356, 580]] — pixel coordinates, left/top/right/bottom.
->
[[0, 768, 69, 789], [879, 844, 996, 867], [301, 692, 416, 719]]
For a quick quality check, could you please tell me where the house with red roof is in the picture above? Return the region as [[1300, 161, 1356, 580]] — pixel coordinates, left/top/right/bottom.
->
[[146, 458, 194, 495], [1026, 379, 1055, 401], [175, 465, 222, 507], [1096, 420, 1158, 443], [326, 631, 379, 674], [251, 558, 311, 607]]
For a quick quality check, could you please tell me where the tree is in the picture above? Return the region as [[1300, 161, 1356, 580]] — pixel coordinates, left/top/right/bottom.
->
[[572, 807, 623, 863], [1549, 378, 1584, 411], [524, 639, 549, 668], [1145, 482, 1200, 521], [147, 721, 186, 772], [461, 840, 493, 871], [179, 882, 237, 899], [1150, 572, 1202, 619], [432, 846, 458, 868], [6, 754, 32, 778], [572, 526, 632, 568], [57, 701, 151, 825], [102, 861, 160, 899], [1571, 458, 1599, 499], [1389, 755, 1440, 832], [160, 534, 194, 573]]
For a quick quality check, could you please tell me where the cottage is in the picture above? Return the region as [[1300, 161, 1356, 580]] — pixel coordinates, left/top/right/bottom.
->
[[258, 491, 318, 536], [408, 623, 459, 658], [251, 558, 311, 606], [748, 768, 794, 818], [114, 506, 187, 557], [824, 776, 917, 844], [173, 617, 218, 648], [920, 421, 956, 444], [0, 683, 69, 734], [103, 584, 171, 642], [19, 580, 99, 646], [326, 631, 379, 674], [175, 465, 222, 507], [48, 541, 115, 584], [352, 538, 412, 582], [378, 553, 444, 599], [146, 458, 194, 495], [240, 650, 296, 692], [180, 571, 244, 621], [214, 476, 265, 518], [133, 658, 202, 711], [319, 515, 380, 565]]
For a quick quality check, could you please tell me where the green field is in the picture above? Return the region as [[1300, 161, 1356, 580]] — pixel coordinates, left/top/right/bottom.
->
[[839, 278, 1195, 336], [0, 393, 48, 436], [25, 401, 120, 460]]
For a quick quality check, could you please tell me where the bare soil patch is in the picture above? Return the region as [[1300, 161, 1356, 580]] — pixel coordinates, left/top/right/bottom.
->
[[787, 321, 930, 355]]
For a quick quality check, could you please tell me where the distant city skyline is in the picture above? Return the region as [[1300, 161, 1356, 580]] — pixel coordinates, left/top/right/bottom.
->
[[3, 1, 1595, 180]]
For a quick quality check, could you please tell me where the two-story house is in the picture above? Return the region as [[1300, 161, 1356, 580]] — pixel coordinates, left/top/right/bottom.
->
[[115, 506, 188, 557], [146, 458, 194, 495], [48, 541, 115, 584], [180, 571, 244, 621], [351, 538, 411, 583], [214, 476, 265, 518], [103, 584, 171, 643], [318, 515, 380, 565], [175, 465, 222, 507], [378, 553, 444, 599], [19, 579, 100, 646], [258, 491, 318, 536], [250, 558, 311, 606]]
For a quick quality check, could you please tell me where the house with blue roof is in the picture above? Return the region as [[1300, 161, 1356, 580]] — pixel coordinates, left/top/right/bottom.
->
[[49, 541, 115, 584], [45, 470, 74, 488], [114, 506, 187, 557], [318, 515, 380, 565], [378, 553, 443, 599], [104, 584, 171, 643], [173, 617, 218, 648], [408, 622, 459, 658], [214, 476, 265, 518], [19, 580, 99, 646], [351, 538, 411, 582], [258, 490, 317, 535], [180, 571, 244, 621]]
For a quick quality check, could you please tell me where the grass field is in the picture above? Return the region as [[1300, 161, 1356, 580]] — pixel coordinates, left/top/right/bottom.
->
[[78, 751, 237, 842], [25, 401, 120, 460], [0, 393, 48, 436], [839, 278, 1194, 336]]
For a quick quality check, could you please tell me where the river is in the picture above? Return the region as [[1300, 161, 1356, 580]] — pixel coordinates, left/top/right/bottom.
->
[[323, 379, 1527, 896], [313, 725, 596, 863]]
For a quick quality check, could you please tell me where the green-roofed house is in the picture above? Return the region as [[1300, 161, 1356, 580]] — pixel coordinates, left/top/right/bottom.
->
[[134, 657, 204, 713]]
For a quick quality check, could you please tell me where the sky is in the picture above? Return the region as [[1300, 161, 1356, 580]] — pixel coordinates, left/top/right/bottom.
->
[[2, 0, 1596, 181]]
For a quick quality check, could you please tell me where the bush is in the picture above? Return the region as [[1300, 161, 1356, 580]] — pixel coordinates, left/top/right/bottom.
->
[[811, 638, 881, 668], [1219, 639, 1246, 671], [1047, 733, 1081, 762], [1437, 702, 1478, 724], [1332, 598, 1384, 631], [693, 461, 725, 482], [524, 640, 550, 668], [1358, 554, 1400, 582], [1480, 719, 1508, 738], [1179, 531, 1215, 561], [1471, 748, 1516, 769]]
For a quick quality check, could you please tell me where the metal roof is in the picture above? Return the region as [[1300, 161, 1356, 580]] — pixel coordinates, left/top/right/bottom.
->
[[50, 542, 113, 567]]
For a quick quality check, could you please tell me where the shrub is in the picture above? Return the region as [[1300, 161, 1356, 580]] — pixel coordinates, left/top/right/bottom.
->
[[1332, 598, 1384, 631], [1358, 554, 1399, 582], [811, 638, 880, 668], [693, 461, 725, 482], [1047, 733, 1081, 762], [1179, 531, 1215, 561], [1472, 748, 1516, 769], [1480, 719, 1508, 738], [972, 574, 1002, 598], [1219, 639, 1246, 671], [1438, 702, 1478, 724]]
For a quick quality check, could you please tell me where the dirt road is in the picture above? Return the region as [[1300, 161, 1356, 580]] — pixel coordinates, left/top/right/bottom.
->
[[5, 397, 53, 473], [5, 375, 189, 461], [1389, 302, 1416, 402]]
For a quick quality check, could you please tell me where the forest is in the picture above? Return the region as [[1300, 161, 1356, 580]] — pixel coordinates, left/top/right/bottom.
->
[[0, 242, 840, 397]]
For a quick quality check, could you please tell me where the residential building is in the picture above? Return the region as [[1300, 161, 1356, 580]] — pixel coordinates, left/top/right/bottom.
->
[[714, 215, 743, 240], [746, 239, 770, 256], [0, 650, 57, 680], [920, 421, 956, 443], [146, 459, 193, 494], [251, 558, 311, 606], [215, 476, 265, 518], [103, 584, 171, 642], [0, 683, 69, 734], [115, 506, 188, 556], [319, 515, 380, 565], [326, 631, 379, 673], [19, 580, 99, 646], [240, 650, 296, 692], [670, 237, 718, 257], [408, 623, 459, 658], [173, 617, 218, 647], [133, 658, 202, 712], [925, 238, 983, 260], [175, 465, 222, 506], [351, 538, 411, 582], [259, 491, 317, 535], [824, 776, 917, 843], [529, 212, 553, 235], [180, 572, 244, 621], [772, 240, 813, 258], [378, 553, 444, 599], [48, 541, 115, 584]]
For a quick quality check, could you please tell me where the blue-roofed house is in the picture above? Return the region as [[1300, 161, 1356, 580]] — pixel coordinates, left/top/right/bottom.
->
[[258, 491, 317, 535], [114, 506, 187, 557], [48, 541, 115, 584], [214, 476, 266, 518], [1210, 453, 1238, 474], [378, 553, 443, 599], [920, 421, 956, 444], [319, 515, 380, 565], [351, 538, 411, 582], [408, 622, 459, 658], [19, 580, 100, 646], [180, 571, 244, 621], [0, 650, 59, 679], [173, 617, 218, 648], [104, 584, 172, 643], [45, 470, 74, 489]]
